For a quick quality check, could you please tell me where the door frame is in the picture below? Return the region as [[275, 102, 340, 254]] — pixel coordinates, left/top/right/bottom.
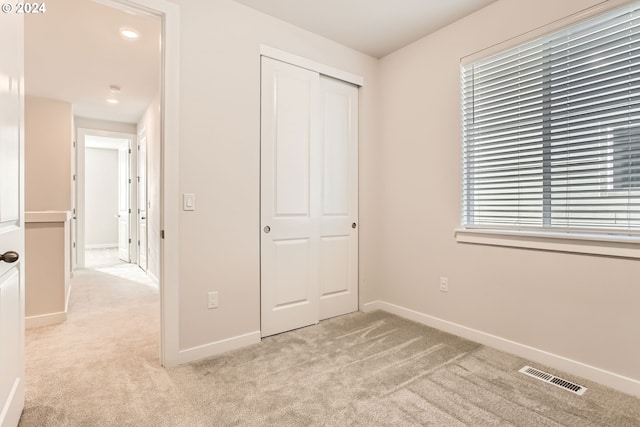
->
[[100, 0, 180, 367], [260, 45, 364, 87], [76, 129, 135, 267]]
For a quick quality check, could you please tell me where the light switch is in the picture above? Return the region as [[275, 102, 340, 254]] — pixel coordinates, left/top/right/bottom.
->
[[183, 193, 195, 211]]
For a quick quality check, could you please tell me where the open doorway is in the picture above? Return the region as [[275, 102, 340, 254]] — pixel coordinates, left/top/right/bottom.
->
[[24, 0, 180, 366], [24, 0, 168, 364], [77, 130, 136, 269]]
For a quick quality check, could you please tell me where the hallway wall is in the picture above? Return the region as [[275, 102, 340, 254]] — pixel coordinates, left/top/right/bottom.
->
[[85, 147, 118, 248], [25, 95, 72, 212]]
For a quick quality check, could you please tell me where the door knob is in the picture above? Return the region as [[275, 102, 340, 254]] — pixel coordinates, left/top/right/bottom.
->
[[141, 216, 147, 220], [352, 222, 357, 229], [264, 226, 271, 233], [0, 251, 19, 263]]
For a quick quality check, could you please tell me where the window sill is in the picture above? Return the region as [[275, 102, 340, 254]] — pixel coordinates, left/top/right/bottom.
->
[[454, 228, 640, 259]]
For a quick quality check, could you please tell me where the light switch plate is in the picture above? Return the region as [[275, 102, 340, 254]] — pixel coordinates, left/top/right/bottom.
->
[[183, 193, 195, 211]]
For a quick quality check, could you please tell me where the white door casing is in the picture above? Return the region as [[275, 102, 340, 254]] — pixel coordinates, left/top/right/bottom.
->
[[0, 11, 25, 427], [260, 57, 359, 337], [138, 129, 147, 271], [71, 132, 78, 272]]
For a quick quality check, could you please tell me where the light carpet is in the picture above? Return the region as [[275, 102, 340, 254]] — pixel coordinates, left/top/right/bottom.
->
[[19, 267, 640, 426]]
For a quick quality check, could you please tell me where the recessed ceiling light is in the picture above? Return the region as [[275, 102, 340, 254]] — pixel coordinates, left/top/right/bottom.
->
[[109, 85, 121, 94], [107, 99, 119, 104], [120, 28, 139, 40]]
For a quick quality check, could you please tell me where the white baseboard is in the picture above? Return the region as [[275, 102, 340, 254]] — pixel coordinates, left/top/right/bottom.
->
[[178, 331, 261, 365], [65, 283, 72, 313], [85, 244, 118, 249], [363, 300, 640, 398], [147, 270, 159, 286], [26, 311, 67, 329]]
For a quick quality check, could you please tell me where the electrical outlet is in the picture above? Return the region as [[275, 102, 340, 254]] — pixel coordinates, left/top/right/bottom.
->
[[207, 291, 219, 309], [439, 277, 449, 293]]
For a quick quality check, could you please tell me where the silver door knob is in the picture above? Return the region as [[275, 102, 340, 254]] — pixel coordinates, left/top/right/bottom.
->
[[0, 251, 19, 263], [264, 226, 271, 233], [352, 222, 357, 229]]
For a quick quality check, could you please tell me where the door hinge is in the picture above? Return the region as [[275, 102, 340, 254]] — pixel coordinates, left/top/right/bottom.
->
[[73, 242, 76, 248], [129, 148, 132, 154], [129, 209, 131, 214], [129, 178, 132, 184], [73, 174, 77, 181], [137, 176, 140, 182], [129, 238, 132, 244], [138, 240, 140, 245], [138, 208, 141, 214], [73, 141, 76, 148], [161, 230, 165, 239]]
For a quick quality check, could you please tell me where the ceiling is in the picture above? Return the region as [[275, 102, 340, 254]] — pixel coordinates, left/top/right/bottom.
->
[[24, 0, 497, 124], [232, 0, 499, 58], [25, 0, 160, 124]]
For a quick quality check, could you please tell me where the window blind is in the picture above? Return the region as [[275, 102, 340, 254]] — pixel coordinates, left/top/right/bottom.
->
[[462, 2, 640, 236]]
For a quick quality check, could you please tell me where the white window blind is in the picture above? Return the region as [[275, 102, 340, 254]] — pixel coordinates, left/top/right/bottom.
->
[[462, 2, 640, 237]]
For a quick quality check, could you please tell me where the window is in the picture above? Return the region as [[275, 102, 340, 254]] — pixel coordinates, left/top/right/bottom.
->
[[461, 3, 640, 237]]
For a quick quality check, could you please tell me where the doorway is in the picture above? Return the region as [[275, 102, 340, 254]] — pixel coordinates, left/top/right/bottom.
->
[[77, 130, 136, 269], [23, 0, 179, 368]]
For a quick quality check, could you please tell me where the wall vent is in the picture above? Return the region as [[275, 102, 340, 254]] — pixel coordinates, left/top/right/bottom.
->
[[519, 366, 587, 396]]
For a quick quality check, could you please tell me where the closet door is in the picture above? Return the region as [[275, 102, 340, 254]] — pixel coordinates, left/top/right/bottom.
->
[[318, 76, 358, 320], [260, 57, 320, 337], [260, 57, 359, 337]]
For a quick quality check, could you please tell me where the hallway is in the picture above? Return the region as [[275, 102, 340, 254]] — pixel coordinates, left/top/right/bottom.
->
[[18, 264, 191, 426]]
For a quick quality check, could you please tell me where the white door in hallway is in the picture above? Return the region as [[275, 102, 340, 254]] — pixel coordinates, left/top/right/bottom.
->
[[138, 130, 147, 271], [260, 57, 358, 338], [118, 146, 131, 262], [0, 12, 25, 427]]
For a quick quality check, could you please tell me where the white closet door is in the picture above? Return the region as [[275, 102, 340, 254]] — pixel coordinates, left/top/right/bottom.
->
[[260, 57, 320, 337], [318, 76, 358, 320], [261, 57, 359, 337]]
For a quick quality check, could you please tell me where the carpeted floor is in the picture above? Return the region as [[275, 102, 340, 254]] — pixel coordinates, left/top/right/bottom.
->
[[19, 267, 640, 426], [84, 248, 128, 269]]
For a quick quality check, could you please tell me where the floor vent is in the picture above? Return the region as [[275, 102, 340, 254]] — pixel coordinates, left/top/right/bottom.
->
[[519, 366, 587, 396]]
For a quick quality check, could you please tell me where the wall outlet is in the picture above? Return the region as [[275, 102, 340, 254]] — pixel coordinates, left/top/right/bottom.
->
[[207, 291, 219, 309], [439, 277, 449, 293]]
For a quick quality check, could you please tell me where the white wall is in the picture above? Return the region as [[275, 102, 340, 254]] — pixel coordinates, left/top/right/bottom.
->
[[170, 0, 380, 353], [84, 147, 119, 248], [75, 117, 137, 134], [375, 0, 640, 388], [138, 95, 161, 280]]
